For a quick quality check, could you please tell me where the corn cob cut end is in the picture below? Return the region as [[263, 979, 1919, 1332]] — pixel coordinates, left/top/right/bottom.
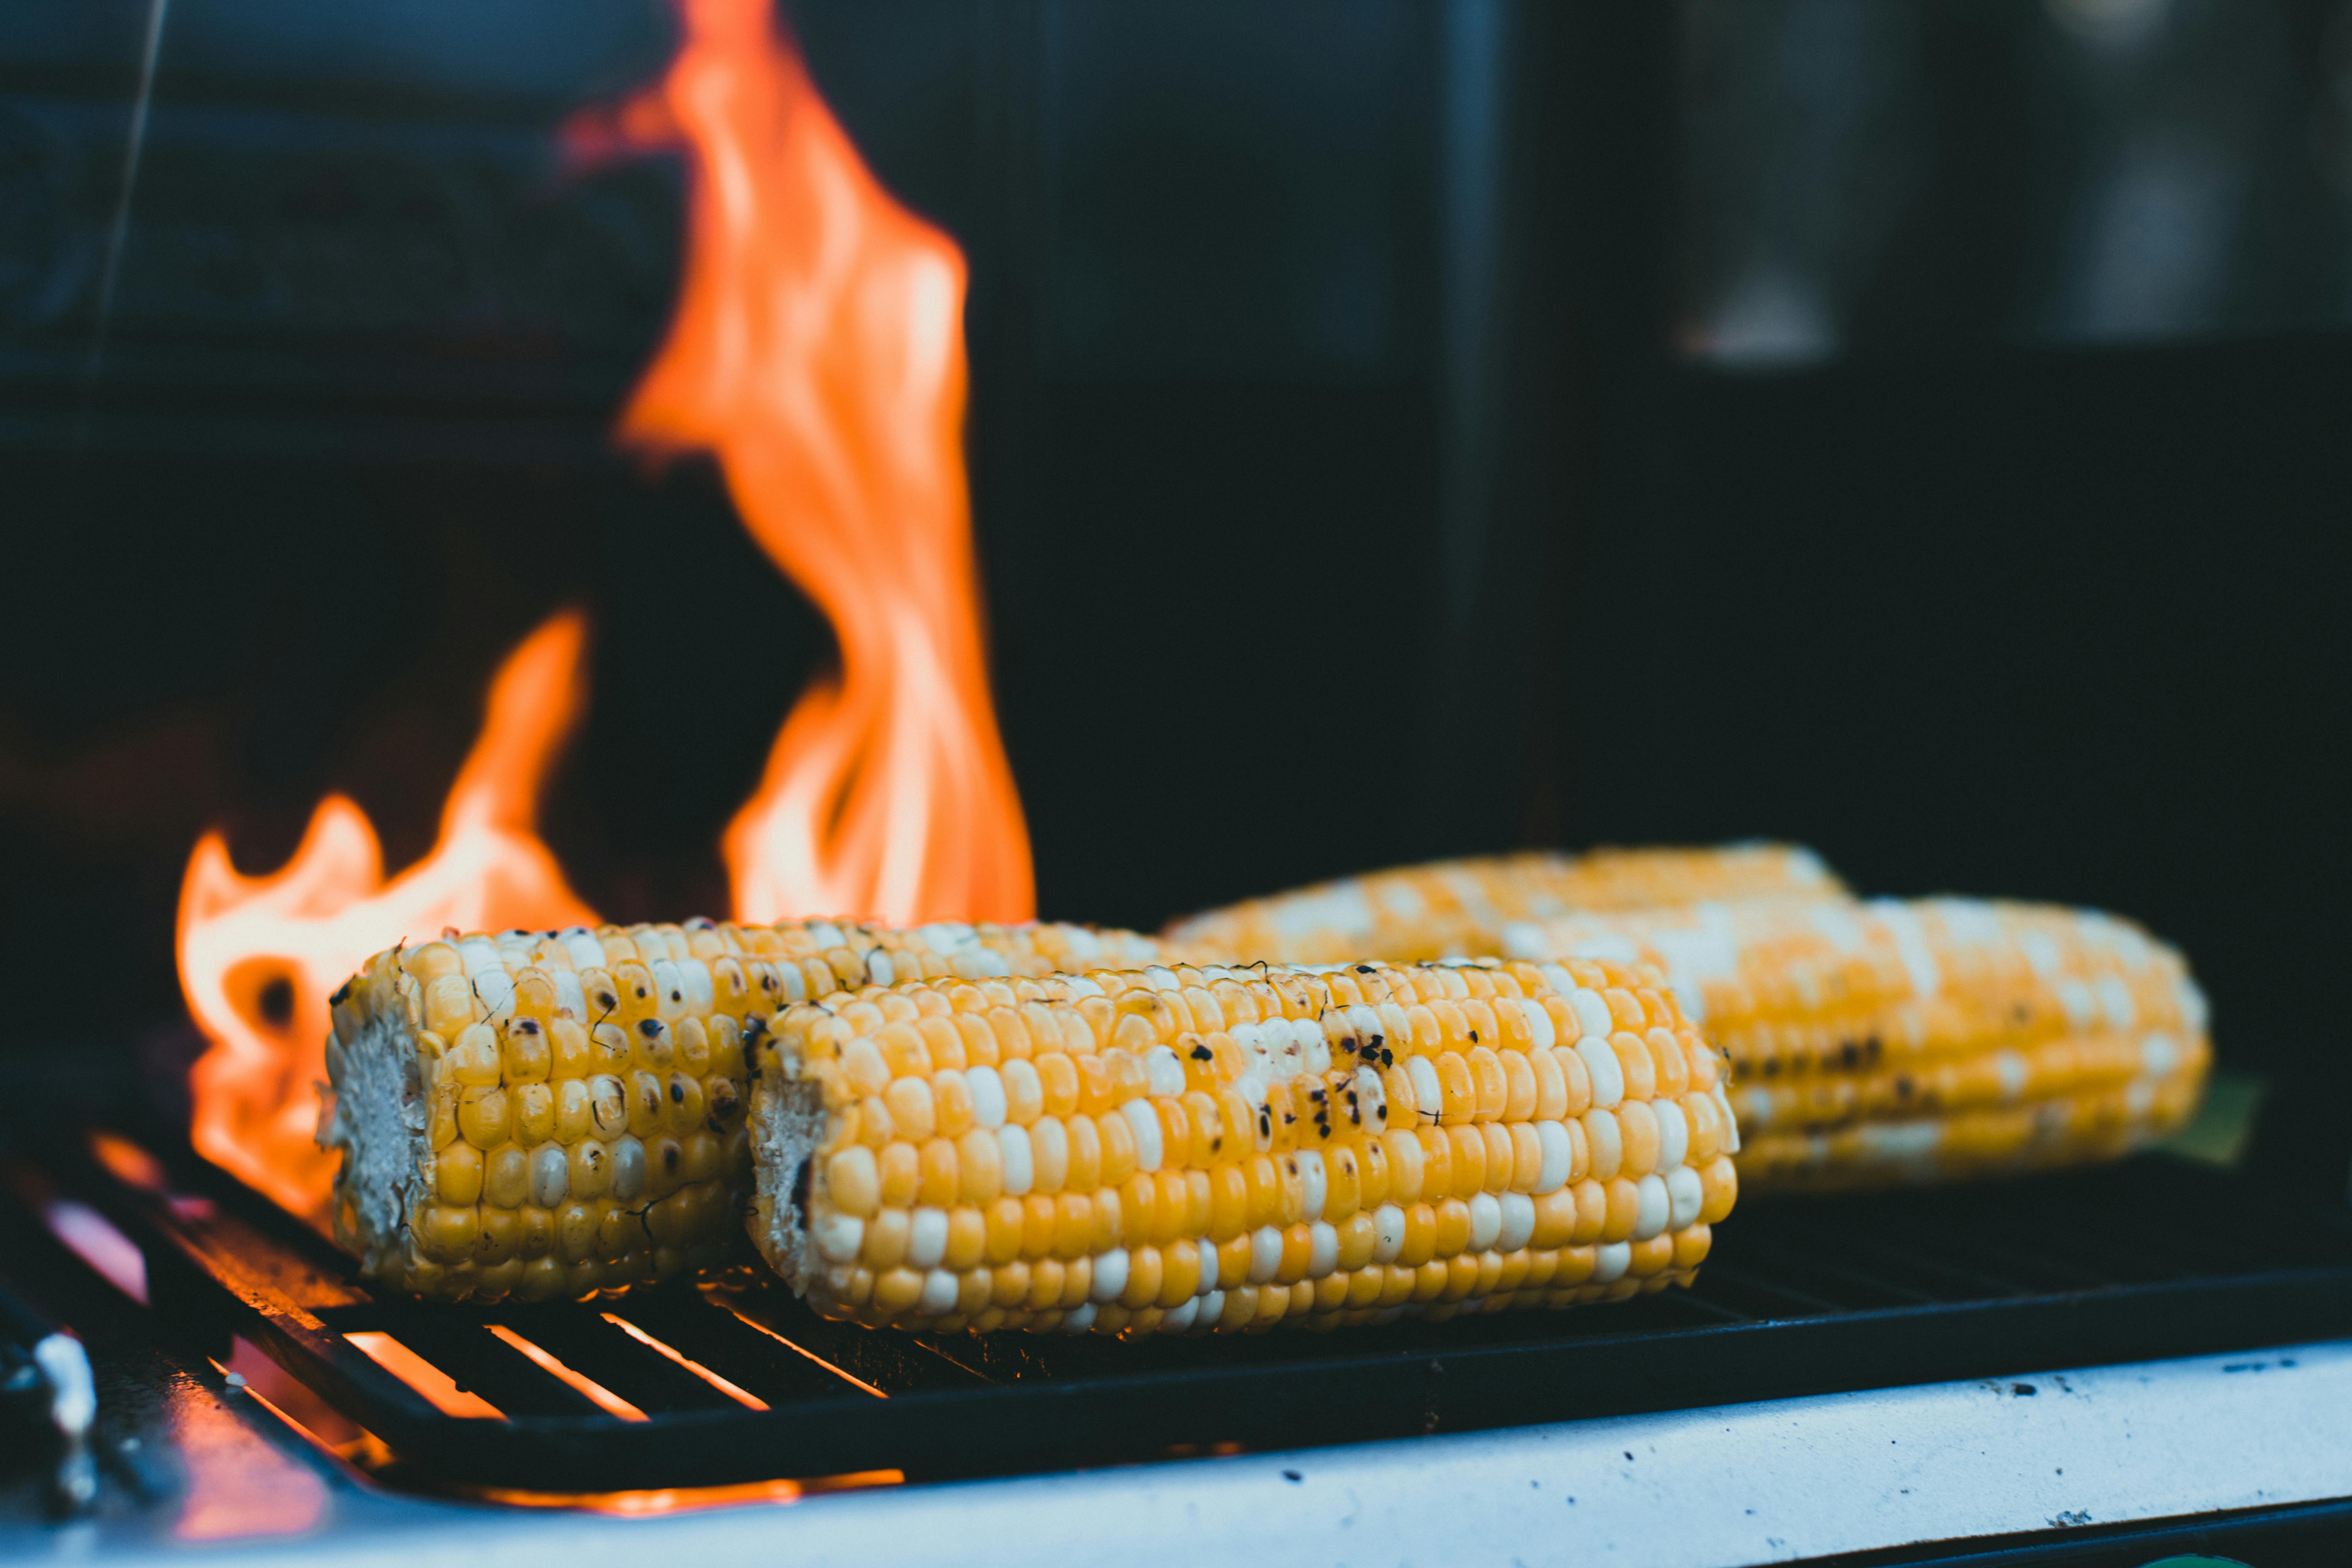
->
[[748, 1064, 829, 1296], [323, 948, 436, 1287]]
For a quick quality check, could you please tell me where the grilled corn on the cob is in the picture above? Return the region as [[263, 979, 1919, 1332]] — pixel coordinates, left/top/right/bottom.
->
[[1496, 898, 2208, 1190], [749, 956, 1738, 1335], [322, 917, 1174, 1303], [1165, 842, 1843, 966]]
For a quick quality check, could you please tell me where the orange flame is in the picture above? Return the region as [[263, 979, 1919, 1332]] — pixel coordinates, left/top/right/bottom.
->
[[180, 5, 1033, 1220], [616, 0, 1033, 926], [176, 612, 596, 1215]]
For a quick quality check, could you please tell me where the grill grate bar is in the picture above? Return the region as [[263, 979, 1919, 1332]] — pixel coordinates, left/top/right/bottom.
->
[[1682, 1260, 1844, 1318], [353, 1313, 605, 1420], [1705, 1235, 1934, 1311], [24, 1134, 2352, 1494], [707, 1299, 899, 1398], [1811, 1229, 2034, 1299], [598, 1312, 773, 1409], [491, 1308, 735, 1416], [718, 1291, 990, 1396]]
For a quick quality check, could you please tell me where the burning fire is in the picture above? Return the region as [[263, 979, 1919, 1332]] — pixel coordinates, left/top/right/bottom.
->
[[179, 0, 1034, 1218], [613, 0, 1033, 927], [177, 612, 596, 1216]]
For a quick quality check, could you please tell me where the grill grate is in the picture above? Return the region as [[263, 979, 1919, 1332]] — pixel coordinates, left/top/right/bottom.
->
[[26, 1135, 2352, 1494]]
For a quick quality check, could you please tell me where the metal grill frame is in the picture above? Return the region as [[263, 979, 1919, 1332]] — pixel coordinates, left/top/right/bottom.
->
[[38, 1135, 2352, 1494]]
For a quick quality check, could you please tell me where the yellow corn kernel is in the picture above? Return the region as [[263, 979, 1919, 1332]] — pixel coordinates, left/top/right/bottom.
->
[[1164, 844, 1840, 965], [1495, 895, 2208, 1192], [326, 916, 1179, 1303], [436, 1142, 484, 1205], [750, 958, 1732, 1336]]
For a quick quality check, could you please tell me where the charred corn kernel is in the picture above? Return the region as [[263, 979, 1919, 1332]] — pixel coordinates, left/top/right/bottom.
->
[[1166, 843, 1842, 965], [325, 917, 1187, 1302], [1497, 896, 2209, 1192], [754, 958, 1730, 1335]]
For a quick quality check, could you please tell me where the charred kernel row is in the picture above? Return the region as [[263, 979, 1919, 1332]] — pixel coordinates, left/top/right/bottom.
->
[[1163, 842, 1842, 967], [1735, 1030, 2164, 1130], [750, 956, 1739, 1335], [1495, 898, 2210, 1191], [1740, 1070, 2208, 1191], [322, 916, 1187, 1304]]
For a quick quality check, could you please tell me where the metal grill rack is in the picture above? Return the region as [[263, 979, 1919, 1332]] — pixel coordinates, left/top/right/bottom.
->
[[25, 1134, 2352, 1495]]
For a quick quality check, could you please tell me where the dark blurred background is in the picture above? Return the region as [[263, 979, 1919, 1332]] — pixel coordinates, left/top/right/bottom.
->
[[2, 1, 2347, 1151]]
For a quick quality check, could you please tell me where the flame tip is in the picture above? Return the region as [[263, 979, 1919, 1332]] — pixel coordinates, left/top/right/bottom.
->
[[647, 5, 1032, 930]]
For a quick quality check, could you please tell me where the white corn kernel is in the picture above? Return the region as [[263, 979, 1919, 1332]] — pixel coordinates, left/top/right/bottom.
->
[[1295, 1150, 1327, 1221], [1665, 1165, 1703, 1228], [1307, 1223, 1339, 1279], [1496, 1192, 1536, 1252], [611, 1135, 647, 1202], [1653, 1098, 1689, 1170], [1533, 1120, 1573, 1192], [1633, 1174, 1669, 1241], [1577, 1037, 1625, 1108], [1293, 1017, 1332, 1075], [1406, 1057, 1443, 1121], [996, 1124, 1034, 1195], [1467, 1192, 1502, 1251], [1121, 1099, 1164, 1172], [814, 1211, 864, 1262], [1144, 1046, 1186, 1097], [530, 1144, 568, 1207], [1567, 989, 1614, 1043], [966, 1064, 1007, 1129], [1249, 1225, 1284, 1283], [908, 1207, 949, 1270]]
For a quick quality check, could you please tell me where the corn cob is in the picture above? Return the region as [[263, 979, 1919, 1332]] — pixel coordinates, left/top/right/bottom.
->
[[748, 956, 1739, 1335], [1164, 842, 1843, 966], [322, 917, 1177, 1303], [1495, 898, 2209, 1191]]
